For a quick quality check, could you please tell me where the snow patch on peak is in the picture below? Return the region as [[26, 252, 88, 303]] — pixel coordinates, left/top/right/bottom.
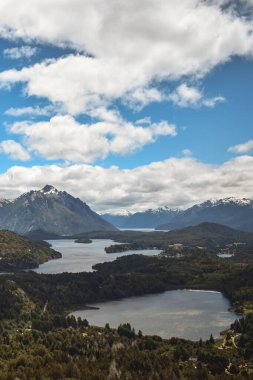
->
[[107, 210, 132, 216], [40, 185, 59, 194], [147, 206, 180, 214]]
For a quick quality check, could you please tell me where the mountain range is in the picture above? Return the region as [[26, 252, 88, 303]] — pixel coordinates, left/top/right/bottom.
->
[[0, 185, 116, 235], [156, 198, 253, 232], [1, 187, 252, 235], [102, 207, 182, 229], [102, 197, 253, 232]]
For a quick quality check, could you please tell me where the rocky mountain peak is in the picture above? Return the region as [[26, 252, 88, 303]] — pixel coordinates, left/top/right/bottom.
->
[[0, 186, 116, 235], [40, 185, 59, 194]]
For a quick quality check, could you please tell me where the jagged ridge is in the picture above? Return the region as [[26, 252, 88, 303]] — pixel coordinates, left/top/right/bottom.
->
[[0, 185, 116, 235]]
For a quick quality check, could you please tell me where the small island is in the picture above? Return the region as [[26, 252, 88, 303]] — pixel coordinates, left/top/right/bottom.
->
[[75, 238, 92, 244]]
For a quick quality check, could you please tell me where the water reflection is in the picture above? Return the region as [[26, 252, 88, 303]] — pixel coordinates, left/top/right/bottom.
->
[[72, 289, 238, 340], [34, 239, 161, 274]]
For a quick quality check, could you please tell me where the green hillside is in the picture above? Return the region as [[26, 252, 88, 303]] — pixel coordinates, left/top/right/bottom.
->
[[0, 230, 61, 271]]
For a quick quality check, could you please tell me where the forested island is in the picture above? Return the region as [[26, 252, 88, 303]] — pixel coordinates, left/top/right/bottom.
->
[[75, 238, 93, 244], [104, 242, 159, 253]]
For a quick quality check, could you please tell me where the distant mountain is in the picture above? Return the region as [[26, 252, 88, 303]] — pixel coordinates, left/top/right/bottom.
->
[[101, 213, 132, 228], [76, 222, 253, 250], [0, 185, 116, 235], [164, 222, 253, 246], [102, 207, 182, 228], [157, 197, 253, 232]]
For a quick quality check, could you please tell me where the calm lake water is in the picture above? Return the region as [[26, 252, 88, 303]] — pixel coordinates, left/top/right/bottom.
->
[[72, 289, 238, 340], [33, 240, 238, 340], [34, 239, 161, 274]]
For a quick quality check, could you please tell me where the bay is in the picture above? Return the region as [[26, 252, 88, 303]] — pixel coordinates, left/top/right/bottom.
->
[[34, 239, 161, 273]]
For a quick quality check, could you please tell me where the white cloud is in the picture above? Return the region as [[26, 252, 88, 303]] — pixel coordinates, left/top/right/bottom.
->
[[228, 139, 253, 154], [9, 115, 176, 163], [0, 140, 30, 161], [0, 155, 252, 213], [5, 105, 54, 117], [124, 87, 164, 110], [135, 117, 151, 125], [3, 46, 38, 59], [169, 83, 225, 108], [182, 149, 193, 157], [202, 96, 226, 107], [0, 1, 251, 114]]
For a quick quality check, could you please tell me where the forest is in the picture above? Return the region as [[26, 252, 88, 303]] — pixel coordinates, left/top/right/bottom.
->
[[1, 249, 253, 378]]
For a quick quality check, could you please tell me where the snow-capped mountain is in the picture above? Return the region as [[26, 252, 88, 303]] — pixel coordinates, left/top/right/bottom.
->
[[102, 207, 182, 229], [156, 197, 253, 232], [0, 185, 116, 235], [198, 197, 253, 208]]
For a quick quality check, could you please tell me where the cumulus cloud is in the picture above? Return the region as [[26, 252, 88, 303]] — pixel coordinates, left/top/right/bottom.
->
[[0, 140, 30, 161], [123, 87, 164, 110], [8, 115, 176, 162], [3, 46, 38, 59], [168, 83, 225, 108], [0, 156, 252, 212], [228, 139, 253, 154], [0, 0, 252, 114]]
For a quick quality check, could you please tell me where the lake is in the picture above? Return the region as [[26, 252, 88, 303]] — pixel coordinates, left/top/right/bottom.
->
[[33, 240, 238, 340], [34, 239, 161, 273], [72, 289, 238, 341]]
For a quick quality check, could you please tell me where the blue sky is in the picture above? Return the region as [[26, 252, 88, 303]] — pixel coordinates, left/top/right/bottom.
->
[[0, 0, 252, 212]]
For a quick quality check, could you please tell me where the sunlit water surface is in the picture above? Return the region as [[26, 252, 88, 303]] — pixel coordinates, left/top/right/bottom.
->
[[32, 240, 238, 340]]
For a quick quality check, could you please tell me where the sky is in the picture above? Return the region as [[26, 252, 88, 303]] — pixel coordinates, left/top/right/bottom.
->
[[0, 0, 253, 213]]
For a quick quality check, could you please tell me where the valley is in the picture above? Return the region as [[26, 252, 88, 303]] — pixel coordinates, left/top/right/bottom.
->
[[1, 244, 253, 378], [1, 1, 253, 377]]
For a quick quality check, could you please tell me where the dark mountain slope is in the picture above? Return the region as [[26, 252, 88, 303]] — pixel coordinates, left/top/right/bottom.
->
[[0, 185, 116, 235]]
